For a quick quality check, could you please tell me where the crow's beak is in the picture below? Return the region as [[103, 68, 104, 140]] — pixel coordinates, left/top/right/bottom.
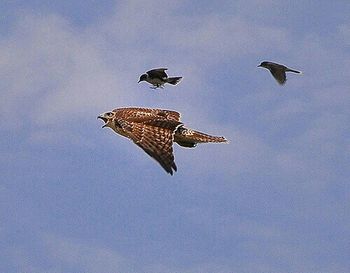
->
[[257, 64, 262, 67]]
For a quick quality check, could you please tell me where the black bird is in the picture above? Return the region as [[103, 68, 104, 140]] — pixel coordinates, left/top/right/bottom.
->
[[258, 61, 301, 85], [138, 68, 182, 89]]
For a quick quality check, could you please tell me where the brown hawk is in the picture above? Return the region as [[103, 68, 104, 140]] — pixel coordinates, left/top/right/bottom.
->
[[98, 107, 227, 175]]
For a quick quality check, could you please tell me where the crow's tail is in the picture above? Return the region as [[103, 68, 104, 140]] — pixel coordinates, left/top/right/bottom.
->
[[286, 68, 301, 74], [166, 77, 182, 85]]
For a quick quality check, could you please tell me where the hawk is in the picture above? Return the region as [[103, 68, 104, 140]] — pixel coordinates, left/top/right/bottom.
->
[[98, 107, 227, 175], [258, 61, 301, 85], [138, 68, 182, 89]]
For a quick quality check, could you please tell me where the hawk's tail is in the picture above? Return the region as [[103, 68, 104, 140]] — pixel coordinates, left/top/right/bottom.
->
[[166, 77, 182, 85], [190, 130, 227, 143], [175, 126, 228, 148]]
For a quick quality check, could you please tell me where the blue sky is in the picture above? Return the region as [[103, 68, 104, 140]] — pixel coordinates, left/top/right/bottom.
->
[[1, 1, 350, 272]]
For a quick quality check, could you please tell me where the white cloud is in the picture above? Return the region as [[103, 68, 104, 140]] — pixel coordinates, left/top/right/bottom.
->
[[165, 16, 289, 57], [4, 233, 128, 273], [43, 234, 128, 273], [0, 13, 126, 126], [0, 3, 291, 127]]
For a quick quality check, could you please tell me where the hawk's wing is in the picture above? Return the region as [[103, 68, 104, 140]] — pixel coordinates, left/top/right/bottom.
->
[[119, 117, 182, 175], [147, 68, 168, 79], [113, 108, 181, 122], [153, 109, 181, 122], [270, 67, 287, 85]]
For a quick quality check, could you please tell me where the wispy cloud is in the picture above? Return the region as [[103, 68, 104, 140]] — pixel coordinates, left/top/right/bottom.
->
[[43, 234, 128, 273]]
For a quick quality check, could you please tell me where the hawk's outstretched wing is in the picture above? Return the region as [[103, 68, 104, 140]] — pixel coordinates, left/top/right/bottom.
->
[[152, 109, 181, 122], [113, 108, 182, 175], [125, 121, 181, 175], [113, 108, 181, 122]]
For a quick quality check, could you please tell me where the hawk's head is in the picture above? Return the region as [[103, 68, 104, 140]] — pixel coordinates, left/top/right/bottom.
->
[[97, 111, 115, 128]]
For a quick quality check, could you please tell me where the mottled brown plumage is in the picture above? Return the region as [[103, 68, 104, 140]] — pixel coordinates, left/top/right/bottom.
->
[[98, 107, 227, 175]]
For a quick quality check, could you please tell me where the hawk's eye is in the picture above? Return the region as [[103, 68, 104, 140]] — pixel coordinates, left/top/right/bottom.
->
[[106, 112, 113, 116]]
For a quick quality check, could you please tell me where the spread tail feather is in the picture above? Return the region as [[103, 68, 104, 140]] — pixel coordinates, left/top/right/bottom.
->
[[190, 130, 227, 143], [175, 126, 228, 147], [166, 77, 182, 85]]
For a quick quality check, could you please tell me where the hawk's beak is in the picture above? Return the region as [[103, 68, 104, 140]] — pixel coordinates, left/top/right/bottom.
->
[[97, 115, 108, 128], [138, 80, 141, 83], [257, 64, 262, 67]]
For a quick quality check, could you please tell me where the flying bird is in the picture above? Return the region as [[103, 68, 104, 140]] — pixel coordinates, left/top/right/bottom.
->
[[138, 68, 182, 89], [258, 61, 301, 85], [98, 107, 227, 175]]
